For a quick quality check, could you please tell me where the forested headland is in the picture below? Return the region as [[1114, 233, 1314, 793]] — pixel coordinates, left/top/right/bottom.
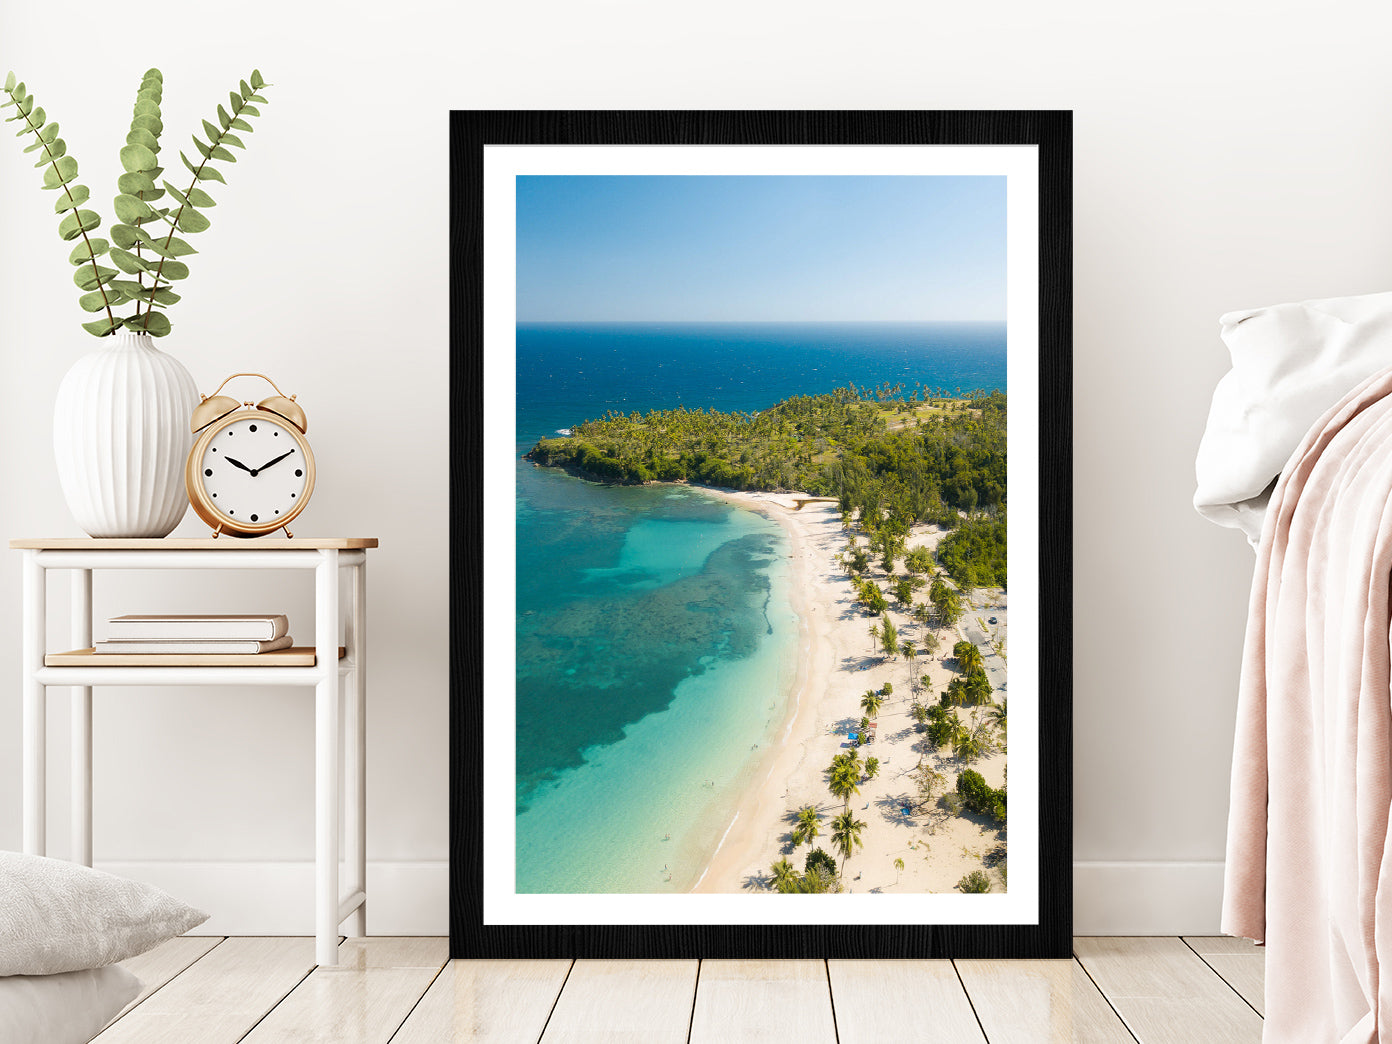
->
[[526, 384, 1007, 588]]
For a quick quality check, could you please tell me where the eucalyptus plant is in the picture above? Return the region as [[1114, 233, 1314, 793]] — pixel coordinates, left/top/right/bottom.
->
[[1, 67, 270, 338]]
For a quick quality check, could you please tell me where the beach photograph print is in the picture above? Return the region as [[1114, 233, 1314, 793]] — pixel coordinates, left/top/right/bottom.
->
[[484, 142, 1042, 927]]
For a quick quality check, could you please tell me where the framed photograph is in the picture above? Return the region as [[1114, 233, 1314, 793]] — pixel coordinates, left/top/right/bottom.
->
[[451, 110, 1072, 958]]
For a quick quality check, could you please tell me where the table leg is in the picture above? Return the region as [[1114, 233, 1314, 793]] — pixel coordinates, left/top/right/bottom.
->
[[22, 552, 45, 856], [315, 549, 341, 966], [343, 558, 367, 938], [71, 570, 93, 866]]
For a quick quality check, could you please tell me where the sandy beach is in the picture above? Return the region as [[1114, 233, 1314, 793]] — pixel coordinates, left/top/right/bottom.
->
[[692, 489, 1007, 895]]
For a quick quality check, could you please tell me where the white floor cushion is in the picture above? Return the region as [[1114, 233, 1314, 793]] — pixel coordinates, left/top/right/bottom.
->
[[0, 964, 142, 1044], [0, 851, 207, 976]]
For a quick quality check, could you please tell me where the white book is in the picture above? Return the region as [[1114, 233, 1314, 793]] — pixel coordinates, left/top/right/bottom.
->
[[106, 614, 290, 641], [94, 635, 295, 655]]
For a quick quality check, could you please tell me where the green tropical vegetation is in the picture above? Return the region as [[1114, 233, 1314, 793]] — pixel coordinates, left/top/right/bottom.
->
[[527, 386, 1007, 590], [958, 869, 993, 893], [3, 68, 271, 337], [957, 769, 1007, 824]]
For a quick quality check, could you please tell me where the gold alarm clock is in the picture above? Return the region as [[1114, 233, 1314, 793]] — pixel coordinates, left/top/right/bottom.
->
[[185, 373, 316, 538]]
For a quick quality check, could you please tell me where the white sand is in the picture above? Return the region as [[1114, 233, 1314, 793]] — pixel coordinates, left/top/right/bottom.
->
[[690, 489, 1008, 895]]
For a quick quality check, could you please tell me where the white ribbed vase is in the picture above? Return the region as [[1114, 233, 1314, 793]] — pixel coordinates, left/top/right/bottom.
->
[[53, 332, 199, 538]]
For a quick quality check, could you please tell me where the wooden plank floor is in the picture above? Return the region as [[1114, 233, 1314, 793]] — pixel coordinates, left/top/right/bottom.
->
[[97, 936, 1265, 1042]]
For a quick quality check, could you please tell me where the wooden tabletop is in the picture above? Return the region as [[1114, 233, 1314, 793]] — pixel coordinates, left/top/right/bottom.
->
[[10, 538, 378, 550]]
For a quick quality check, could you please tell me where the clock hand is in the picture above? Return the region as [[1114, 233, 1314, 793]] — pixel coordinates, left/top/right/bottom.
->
[[224, 456, 254, 473], [256, 450, 296, 472]]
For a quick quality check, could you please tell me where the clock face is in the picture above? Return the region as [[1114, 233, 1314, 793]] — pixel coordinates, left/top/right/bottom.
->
[[195, 415, 311, 528]]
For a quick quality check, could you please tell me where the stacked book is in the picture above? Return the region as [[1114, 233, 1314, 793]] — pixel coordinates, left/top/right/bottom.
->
[[96, 614, 292, 654]]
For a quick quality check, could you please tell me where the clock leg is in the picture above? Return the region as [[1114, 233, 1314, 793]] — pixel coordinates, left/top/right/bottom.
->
[[283, 527, 294, 539]]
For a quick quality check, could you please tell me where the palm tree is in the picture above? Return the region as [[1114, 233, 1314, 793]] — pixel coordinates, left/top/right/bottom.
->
[[791, 805, 821, 849], [828, 763, 861, 812], [867, 621, 880, 655], [860, 690, 883, 719], [988, 699, 1007, 736], [864, 756, 880, 781], [954, 639, 983, 675], [831, 810, 867, 877], [881, 616, 899, 658], [901, 641, 917, 692], [893, 857, 905, 885], [770, 858, 798, 893]]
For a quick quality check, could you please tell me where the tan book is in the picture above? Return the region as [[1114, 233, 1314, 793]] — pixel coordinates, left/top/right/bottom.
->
[[94, 635, 295, 654], [106, 613, 289, 641]]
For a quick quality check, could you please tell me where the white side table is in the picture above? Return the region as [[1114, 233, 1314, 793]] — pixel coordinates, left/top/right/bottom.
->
[[11, 537, 377, 967]]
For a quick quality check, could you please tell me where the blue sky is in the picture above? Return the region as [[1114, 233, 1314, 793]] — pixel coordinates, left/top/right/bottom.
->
[[515, 175, 1006, 322]]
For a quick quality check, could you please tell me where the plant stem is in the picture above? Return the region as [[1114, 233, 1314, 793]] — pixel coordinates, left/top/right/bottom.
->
[[8, 89, 115, 329]]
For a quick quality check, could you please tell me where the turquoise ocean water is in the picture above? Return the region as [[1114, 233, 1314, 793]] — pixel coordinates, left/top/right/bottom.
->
[[514, 322, 1006, 893]]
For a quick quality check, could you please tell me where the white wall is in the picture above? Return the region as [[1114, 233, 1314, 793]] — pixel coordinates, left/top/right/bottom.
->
[[4, 0, 1389, 935]]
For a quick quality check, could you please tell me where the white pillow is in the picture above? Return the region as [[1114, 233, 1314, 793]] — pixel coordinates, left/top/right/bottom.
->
[[0, 964, 142, 1044], [0, 851, 208, 976], [1194, 289, 1392, 544]]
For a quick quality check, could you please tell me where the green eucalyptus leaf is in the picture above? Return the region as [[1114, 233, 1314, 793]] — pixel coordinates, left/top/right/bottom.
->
[[202, 118, 221, 142], [250, 69, 265, 89], [119, 143, 157, 173], [112, 193, 152, 223], [125, 128, 159, 151], [143, 68, 162, 82], [109, 279, 146, 296], [59, 209, 102, 242], [196, 165, 225, 184], [146, 234, 197, 258], [161, 181, 189, 207], [146, 287, 180, 306], [157, 259, 190, 280], [4, 72, 15, 92], [141, 310, 171, 337], [229, 118, 252, 132], [33, 138, 64, 165], [228, 91, 242, 114], [133, 98, 160, 118], [72, 263, 116, 289], [117, 171, 156, 194], [187, 186, 215, 207], [110, 223, 148, 249], [131, 113, 162, 135], [246, 95, 267, 104], [12, 83, 25, 101], [192, 137, 212, 161], [239, 80, 252, 100], [22, 139, 43, 154], [109, 247, 152, 274], [239, 104, 260, 117], [176, 207, 210, 233], [39, 122, 58, 143], [137, 84, 161, 100], [82, 317, 120, 337], [209, 145, 235, 163], [217, 104, 232, 129], [54, 184, 89, 212], [219, 131, 244, 150], [17, 95, 33, 116], [68, 238, 109, 264], [42, 155, 78, 189], [78, 290, 111, 312], [27, 106, 44, 128]]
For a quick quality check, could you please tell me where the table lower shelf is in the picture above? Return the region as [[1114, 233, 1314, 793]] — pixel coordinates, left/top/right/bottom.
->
[[46, 646, 347, 667]]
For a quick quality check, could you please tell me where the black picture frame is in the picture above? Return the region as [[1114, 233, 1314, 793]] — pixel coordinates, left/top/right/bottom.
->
[[450, 110, 1072, 959]]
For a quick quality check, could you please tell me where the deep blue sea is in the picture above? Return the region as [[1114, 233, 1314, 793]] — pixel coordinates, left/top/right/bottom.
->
[[514, 322, 1006, 893]]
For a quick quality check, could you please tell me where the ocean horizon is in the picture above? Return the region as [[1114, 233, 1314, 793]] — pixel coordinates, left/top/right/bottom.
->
[[514, 321, 1006, 893]]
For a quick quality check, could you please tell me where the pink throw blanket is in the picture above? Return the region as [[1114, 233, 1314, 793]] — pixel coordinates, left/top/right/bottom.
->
[[1225, 366, 1392, 1042]]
